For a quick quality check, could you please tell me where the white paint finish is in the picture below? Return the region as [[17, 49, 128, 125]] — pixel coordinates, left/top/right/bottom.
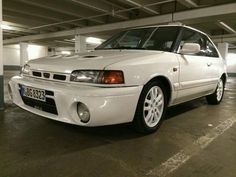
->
[[143, 86, 164, 127], [104, 51, 179, 90], [20, 42, 28, 66], [75, 35, 86, 53], [4, 2, 236, 45], [179, 43, 200, 55], [176, 53, 223, 103], [9, 76, 142, 126], [0, 0, 3, 75], [146, 115, 236, 177], [28, 50, 164, 72], [9, 25, 226, 126]]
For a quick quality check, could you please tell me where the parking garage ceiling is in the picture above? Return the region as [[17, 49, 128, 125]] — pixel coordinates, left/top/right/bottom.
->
[[2, 0, 236, 48]]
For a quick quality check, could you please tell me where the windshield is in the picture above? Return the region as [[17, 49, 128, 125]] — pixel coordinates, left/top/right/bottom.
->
[[96, 26, 180, 52]]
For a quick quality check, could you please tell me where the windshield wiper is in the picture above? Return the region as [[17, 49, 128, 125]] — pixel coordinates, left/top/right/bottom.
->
[[112, 47, 147, 50], [95, 47, 147, 50]]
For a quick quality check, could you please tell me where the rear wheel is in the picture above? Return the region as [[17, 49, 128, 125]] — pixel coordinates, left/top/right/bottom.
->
[[206, 78, 225, 105], [133, 81, 167, 134]]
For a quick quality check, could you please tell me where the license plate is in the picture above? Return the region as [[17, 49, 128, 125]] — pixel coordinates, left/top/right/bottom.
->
[[22, 86, 46, 102]]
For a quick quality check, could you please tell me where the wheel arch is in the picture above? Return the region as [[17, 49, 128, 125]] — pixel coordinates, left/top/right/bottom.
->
[[221, 73, 227, 85], [144, 75, 172, 105]]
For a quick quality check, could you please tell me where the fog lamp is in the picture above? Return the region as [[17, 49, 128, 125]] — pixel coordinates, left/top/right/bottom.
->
[[77, 103, 90, 123]]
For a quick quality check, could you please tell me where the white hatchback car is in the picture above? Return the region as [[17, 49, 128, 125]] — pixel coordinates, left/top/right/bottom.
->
[[9, 25, 227, 133]]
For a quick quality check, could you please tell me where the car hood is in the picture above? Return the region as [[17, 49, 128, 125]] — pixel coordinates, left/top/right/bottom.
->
[[28, 50, 163, 73]]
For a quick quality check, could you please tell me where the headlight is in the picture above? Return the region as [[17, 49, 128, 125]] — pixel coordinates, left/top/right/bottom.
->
[[21, 64, 30, 75], [70, 70, 124, 84], [70, 70, 101, 83]]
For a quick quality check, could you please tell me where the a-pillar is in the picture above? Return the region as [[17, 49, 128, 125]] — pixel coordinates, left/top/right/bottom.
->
[[0, 0, 4, 109], [75, 35, 86, 53], [20, 42, 29, 66], [218, 43, 229, 65]]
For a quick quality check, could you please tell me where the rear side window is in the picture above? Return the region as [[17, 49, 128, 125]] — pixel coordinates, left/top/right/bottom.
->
[[205, 38, 219, 58], [179, 29, 206, 56]]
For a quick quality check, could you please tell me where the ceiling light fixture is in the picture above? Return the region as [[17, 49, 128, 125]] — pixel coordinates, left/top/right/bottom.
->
[[218, 21, 236, 34], [86, 37, 104, 45], [1, 24, 12, 30], [61, 51, 71, 55], [185, 0, 198, 7]]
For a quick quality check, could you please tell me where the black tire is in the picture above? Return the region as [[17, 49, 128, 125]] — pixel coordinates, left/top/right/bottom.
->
[[133, 80, 168, 134], [206, 78, 225, 105]]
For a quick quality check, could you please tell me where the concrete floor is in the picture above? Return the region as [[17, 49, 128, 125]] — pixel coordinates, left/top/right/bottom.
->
[[1, 71, 236, 177]]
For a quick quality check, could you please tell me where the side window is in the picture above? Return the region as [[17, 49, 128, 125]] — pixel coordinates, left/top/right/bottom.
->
[[179, 29, 206, 56], [205, 38, 219, 58]]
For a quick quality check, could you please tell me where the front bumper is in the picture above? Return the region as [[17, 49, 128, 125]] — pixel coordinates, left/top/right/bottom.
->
[[9, 76, 142, 126]]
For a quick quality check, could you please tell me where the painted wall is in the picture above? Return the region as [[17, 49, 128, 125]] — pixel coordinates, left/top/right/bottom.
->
[[28, 44, 48, 60], [3, 44, 236, 74], [3, 44, 48, 67], [3, 45, 20, 66], [226, 53, 236, 74]]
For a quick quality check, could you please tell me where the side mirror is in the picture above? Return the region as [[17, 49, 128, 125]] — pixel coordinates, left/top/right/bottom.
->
[[180, 43, 201, 55]]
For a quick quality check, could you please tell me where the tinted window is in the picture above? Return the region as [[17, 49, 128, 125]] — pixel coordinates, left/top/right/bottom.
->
[[179, 29, 206, 56], [96, 26, 180, 52], [205, 38, 219, 57], [96, 28, 156, 50], [143, 27, 180, 52]]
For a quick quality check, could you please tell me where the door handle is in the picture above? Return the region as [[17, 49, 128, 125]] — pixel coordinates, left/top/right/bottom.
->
[[207, 62, 212, 67]]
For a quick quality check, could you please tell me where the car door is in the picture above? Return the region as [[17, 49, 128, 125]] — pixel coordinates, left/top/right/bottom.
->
[[175, 28, 214, 104], [203, 37, 222, 88]]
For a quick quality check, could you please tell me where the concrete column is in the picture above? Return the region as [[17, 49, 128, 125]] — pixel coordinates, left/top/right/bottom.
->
[[0, 0, 4, 109], [20, 42, 28, 66], [218, 43, 229, 64], [75, 35, 86, 53]]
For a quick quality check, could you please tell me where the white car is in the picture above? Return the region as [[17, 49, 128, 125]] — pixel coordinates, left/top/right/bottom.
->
[[9, 25, 227, 133]]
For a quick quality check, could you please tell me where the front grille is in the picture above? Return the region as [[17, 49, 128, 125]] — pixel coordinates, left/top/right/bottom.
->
[[22, 96, 58, 115], [43, 73, 50, 78], [32, 71, 42, 77], [45, 90, 54, 96], [31, 71, 67, 82], [53, 74, 66, 81]]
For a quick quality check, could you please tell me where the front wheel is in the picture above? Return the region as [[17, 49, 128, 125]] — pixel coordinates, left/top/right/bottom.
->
[[206, 78, 225, 105], [133, 81, 167, 134]]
